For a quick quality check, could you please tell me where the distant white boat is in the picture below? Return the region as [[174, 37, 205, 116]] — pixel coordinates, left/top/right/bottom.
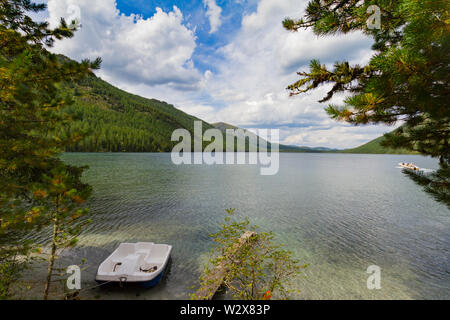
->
[[398, 162, 420, 171], [96, 242, 172, 288]]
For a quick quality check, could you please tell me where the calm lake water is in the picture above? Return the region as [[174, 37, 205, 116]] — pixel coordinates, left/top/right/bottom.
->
[[27, 153, 449, 299]]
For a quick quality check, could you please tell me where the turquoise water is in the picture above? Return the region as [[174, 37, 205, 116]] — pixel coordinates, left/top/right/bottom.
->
[[28, 153, 449, 299]]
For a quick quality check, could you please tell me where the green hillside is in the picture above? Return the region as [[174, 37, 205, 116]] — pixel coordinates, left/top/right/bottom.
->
[[58, 74, 214, 152], [212, 122, 240, 132], [57, 73, 416, 155], [342, 135, 417, 154]]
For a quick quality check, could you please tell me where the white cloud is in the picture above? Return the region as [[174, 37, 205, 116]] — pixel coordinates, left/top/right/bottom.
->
[[203, 0, 222, 34], [47, 0, 202, 90], [43, 0, 389, 149], [192, 0, 382, 148], [279, 123, 399, 149]]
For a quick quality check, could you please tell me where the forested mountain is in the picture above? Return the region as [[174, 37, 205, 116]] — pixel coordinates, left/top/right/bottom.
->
[[342, 135, 418, 154], [58, 74, 214, 152], [57, 73, 416, 154]]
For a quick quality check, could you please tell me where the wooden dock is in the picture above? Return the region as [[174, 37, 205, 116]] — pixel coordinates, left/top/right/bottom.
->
[[195, 231, 257, 300]]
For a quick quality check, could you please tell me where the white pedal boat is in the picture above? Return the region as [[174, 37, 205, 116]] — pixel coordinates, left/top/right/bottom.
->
[[96, 242, 172, 288]]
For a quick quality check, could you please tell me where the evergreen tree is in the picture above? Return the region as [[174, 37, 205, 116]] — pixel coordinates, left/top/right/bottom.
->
[[284, 0, 449, 206], [0, 0, 100, 298], [192, 209, 306, 300]]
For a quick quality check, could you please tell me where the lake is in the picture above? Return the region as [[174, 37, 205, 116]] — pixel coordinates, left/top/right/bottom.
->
[[26, 153, 449, 299]]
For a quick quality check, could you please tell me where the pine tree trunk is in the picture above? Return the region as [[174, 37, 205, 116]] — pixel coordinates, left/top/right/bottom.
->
[[43, 215, 58, 300]]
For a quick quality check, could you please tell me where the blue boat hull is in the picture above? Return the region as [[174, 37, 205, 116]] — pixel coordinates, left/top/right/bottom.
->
[[140, 271, 164, 288], [95, 265, 166, 288]]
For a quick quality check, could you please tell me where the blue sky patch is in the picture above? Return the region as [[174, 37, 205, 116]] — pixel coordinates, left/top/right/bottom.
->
[[116, 0, 257, 74]]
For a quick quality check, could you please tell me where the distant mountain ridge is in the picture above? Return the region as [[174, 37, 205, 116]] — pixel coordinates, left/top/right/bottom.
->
[[211, 122, 335, 153], [341, 135, 417, 154], [212, 122, 416, 154], [58, 62, 414, 155]]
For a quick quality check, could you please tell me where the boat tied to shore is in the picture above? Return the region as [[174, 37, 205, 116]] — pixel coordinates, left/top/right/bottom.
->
[[96, 242, 172, 288]]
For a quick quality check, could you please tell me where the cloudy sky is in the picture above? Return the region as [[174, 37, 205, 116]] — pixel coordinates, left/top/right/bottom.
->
[[36, 0, 396, 148]]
